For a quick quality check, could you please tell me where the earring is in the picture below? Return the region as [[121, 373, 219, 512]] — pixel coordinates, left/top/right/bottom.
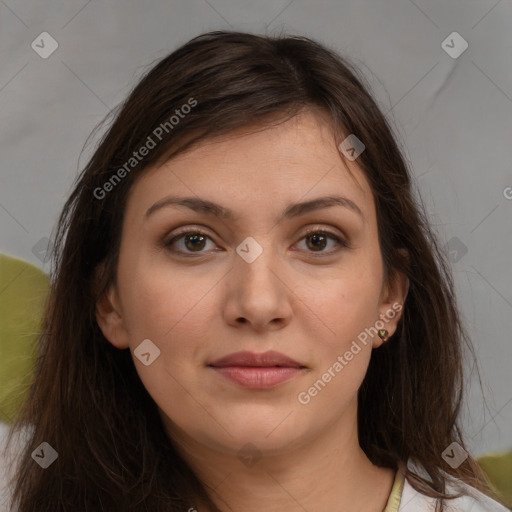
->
[[378, 329, 389, 342]]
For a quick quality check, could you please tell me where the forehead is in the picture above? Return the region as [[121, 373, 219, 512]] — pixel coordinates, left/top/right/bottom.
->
[[125, 110, 374, 224]]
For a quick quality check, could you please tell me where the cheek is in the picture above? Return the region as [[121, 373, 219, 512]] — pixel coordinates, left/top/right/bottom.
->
[[116, 244, 211, 341], [116, 264, 211, 414], [116, 258, 222, 402], [316, 254, 383, 348], [299, 271, 380, 410]]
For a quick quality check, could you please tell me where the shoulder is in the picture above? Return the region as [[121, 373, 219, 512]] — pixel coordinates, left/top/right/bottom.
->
[[399, 472, 509, 511], [0, 422, 14, 511], [0, 421, 33, 512]]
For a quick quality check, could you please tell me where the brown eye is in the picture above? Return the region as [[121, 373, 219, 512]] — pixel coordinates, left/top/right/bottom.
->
[[183, 233, 207, 251], [297, 229, 347, 254], [164, 227, 348, 257], [165, 230, 215, 254], [305, 232, 328, 251]]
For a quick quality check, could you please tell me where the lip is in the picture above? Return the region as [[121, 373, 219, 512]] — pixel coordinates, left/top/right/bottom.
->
[[210, 367, 304, 389], [208, 351, 307, 390], [209, 350, 304, 368]]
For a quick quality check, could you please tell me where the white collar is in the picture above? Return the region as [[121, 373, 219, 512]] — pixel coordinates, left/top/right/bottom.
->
[[398, 467, 509, 511]]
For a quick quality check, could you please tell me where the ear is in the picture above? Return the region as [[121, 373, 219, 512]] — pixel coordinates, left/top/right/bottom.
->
[[95, 278, 130, 350], [373, 251, 409, 348]]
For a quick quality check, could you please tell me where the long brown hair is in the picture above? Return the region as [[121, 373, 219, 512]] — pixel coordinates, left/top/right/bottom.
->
[[3, 30, 497, 511]]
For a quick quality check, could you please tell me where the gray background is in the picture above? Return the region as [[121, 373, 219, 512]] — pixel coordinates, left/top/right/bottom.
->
[[1, 0, 511, 456]]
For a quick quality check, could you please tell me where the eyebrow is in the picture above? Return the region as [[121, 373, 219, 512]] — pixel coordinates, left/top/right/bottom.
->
[[144, 195, 364, 223]]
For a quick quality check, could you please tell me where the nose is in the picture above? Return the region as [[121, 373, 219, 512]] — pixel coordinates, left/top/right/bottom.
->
[[222, 242, 293, 332]]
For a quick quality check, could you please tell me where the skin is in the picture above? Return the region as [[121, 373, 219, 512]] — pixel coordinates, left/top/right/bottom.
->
[[96, 109, 409, 512]]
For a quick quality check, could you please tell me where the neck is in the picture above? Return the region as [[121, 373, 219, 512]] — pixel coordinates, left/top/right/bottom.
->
[[164, 403, 396, 512]]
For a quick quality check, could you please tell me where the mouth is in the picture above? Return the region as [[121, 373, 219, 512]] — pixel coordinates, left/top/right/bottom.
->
[[208, 350, 307, 389], [208, 350, 305, 369]]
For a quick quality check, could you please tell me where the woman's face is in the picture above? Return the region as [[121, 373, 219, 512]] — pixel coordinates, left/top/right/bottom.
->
[[96, 110, 406, 460]]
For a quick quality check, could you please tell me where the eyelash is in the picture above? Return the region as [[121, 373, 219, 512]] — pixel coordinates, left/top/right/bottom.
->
[[163, 226, 349, 257]]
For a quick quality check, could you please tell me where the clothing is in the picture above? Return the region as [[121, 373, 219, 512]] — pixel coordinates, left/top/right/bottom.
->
[[0, 421, 16, 512], [384, 469, 405, 511], [383, 465, 509, 512]]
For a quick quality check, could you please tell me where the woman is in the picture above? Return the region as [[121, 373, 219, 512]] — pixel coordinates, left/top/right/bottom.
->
[[1, 30, 508, 511]]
